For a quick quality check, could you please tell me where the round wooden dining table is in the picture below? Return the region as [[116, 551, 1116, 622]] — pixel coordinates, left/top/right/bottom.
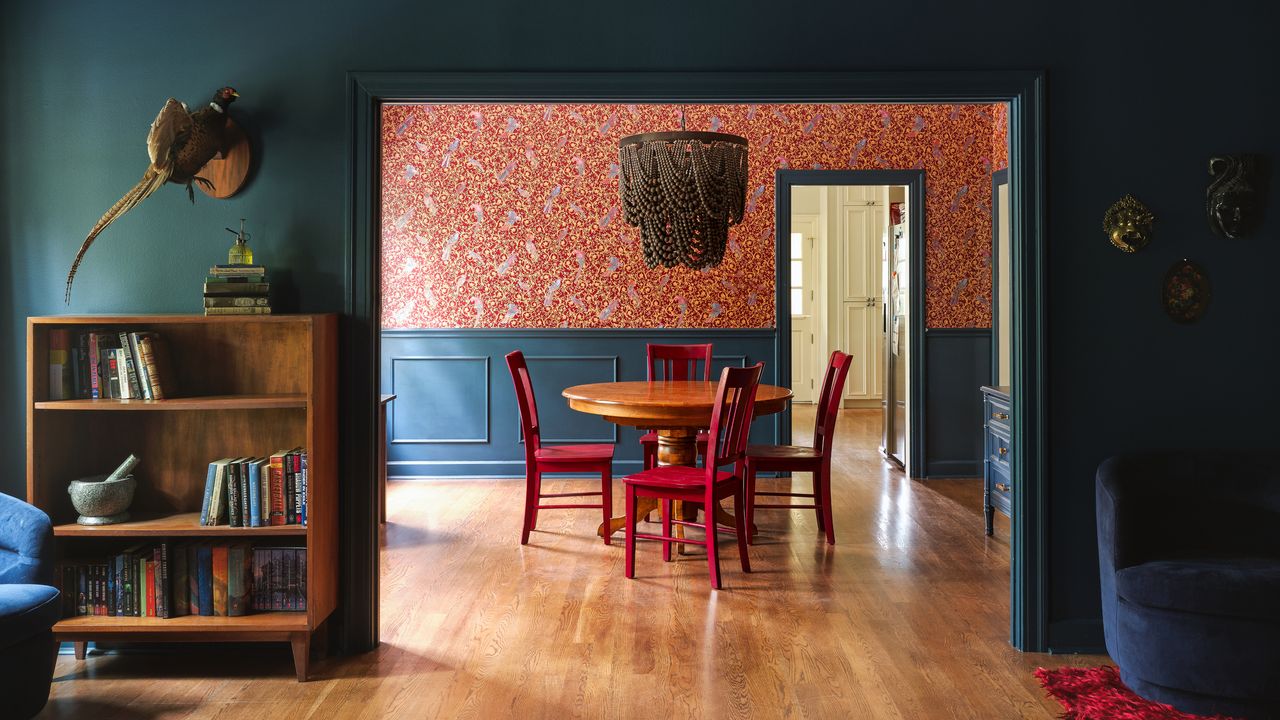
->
[[562, 380, 792, 540]]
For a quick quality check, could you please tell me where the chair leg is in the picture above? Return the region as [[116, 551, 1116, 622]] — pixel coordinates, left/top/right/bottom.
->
[[521, 468, 536, 545], [734, 487, 751, 573], [705, 503, 722, 589], [744, 459, 757, 544], [530, 470, 543, 531], [625, 485, 637, 578], [601, 463, 613, 546], [820, 465, 836, 545], [643, 441, 656, 471], [661, 499, 673, 562], [811, 470, 825, 532]]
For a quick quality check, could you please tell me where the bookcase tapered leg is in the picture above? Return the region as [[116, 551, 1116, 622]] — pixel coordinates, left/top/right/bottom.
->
[[290, 632, 310, 682], [73, 641, 88, 660]]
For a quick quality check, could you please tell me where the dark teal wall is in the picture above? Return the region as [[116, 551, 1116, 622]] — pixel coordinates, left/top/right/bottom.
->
[[4, 0, 1278, 648]]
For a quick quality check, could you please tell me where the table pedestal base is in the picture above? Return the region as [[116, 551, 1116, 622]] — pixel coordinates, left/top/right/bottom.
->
[[597, 427, 747, 550]]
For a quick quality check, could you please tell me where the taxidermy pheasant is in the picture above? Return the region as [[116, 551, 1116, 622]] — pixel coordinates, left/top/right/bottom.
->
[[65, 86, 240, 302]]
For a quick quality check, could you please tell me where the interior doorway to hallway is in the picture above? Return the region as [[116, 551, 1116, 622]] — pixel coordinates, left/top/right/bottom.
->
[[789, 183, 910, 470]]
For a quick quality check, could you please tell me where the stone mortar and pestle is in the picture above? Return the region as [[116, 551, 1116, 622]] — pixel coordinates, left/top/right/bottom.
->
[[68, 454, 139, 525]]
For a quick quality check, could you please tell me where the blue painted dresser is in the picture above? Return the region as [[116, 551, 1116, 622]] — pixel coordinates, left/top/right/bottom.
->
[[981, 385, 1012, 536]]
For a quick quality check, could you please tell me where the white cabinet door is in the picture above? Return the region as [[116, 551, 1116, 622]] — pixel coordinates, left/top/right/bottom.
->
[[789, 218, 819, 403], [839, 185, 882, 206], [842, 303, 870, 398], [842, 205, 884, 301]]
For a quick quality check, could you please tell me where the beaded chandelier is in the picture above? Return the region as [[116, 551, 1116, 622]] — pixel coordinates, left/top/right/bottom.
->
[[618, 130, 749, 270]]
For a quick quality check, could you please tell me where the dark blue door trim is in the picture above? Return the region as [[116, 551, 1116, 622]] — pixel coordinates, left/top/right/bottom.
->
[[775, 169, 926, 477], [345, 70, 1049, 653]]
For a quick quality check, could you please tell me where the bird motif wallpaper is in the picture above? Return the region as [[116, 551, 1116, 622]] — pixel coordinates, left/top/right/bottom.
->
[[381, 102, 1003, 329], [993, 103, 1009, 172]]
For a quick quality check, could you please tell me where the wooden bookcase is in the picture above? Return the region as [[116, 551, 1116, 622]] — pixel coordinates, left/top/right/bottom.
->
[[26, 314, 338, 681]]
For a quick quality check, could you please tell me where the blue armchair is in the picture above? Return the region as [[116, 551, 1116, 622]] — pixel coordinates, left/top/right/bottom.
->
[[1097, 452, 1280, 719], [0, 492, 60, 719]]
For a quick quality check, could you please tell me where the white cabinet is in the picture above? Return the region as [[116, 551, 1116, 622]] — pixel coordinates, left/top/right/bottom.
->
[[839, 185, 883, 206]]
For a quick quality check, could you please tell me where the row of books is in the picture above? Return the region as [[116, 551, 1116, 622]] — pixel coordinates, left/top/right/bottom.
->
[[204, 263, 272, 316], [48, 328, 173, 401], [57, 543, 307, 618], [202, 450, 308, 527]]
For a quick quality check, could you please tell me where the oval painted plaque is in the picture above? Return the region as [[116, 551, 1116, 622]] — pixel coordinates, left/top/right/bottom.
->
[[196, 117, 251, 199], [1163, 259, 1210, 323]]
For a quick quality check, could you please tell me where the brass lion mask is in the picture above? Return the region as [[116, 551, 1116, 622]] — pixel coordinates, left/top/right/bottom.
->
[[1104, 195, 1155, 253]]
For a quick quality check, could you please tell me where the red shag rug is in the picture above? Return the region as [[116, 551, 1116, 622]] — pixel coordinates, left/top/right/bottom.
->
[[1036, 666, 1240, 720]]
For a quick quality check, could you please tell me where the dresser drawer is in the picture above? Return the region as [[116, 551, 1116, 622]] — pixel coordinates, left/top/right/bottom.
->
[[989, 426, 1012, 472], [988, 461, 1012, 516], [985, 395, 1011, 433]]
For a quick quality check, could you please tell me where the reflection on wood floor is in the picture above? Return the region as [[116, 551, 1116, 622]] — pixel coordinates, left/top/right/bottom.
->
[[43, 407, 1105, 719]]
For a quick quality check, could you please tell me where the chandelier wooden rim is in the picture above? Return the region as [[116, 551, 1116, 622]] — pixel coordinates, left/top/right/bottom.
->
[[618, 130, 749, 148]]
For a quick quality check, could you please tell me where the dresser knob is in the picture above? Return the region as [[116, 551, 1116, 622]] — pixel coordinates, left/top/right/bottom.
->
[[998, 447, 1008, 457], [992, 412, 1009, 420], [995, 482, 1010, 492]]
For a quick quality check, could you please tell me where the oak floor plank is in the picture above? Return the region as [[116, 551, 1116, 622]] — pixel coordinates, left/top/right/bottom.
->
[[42, 407, 1106, 719]]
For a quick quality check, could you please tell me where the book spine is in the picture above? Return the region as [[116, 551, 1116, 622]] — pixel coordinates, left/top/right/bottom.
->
[[284, 452, 295, 525], [106, 350, 121, 399], [239, 462, 250, 528], [158, 543, 170, 619], [297, 549, 307, 611], [209, 462, 226, 526], [200, 462, 216, 525], [87, 333, 101, 399], [203, 306, 273, 315], [197, 546, 213, 616], [137, 336, 158, 400], [106, 562, 116, 616], [171, 542, 188, 617], [203, 296, 271, 307], [76, 333, 90, 398], [138, 555, 147, 616], [228, 544, 248, 616], [300, 453, 308, 527], [128, 332, 153, 400], [113, 554, 124, 616], [145, 560, 156, 617], [269, 456, 286, 526], [248, 460, 262, 527], [203, 282, 269, 294], [188, 545, 200, 616], [227, 461, 241, 527], [118, 331, 142, 398], [49, 329, 71, 400], [272, 549, 282, 611], [212, 545, 229, 616], [292, 452, 303, 525], [205, 275, 265, 283], [209, 265, 266, 276]]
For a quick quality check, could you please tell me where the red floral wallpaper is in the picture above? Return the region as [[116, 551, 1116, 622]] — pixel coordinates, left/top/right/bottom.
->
[[993, 103, 1009, 172], [381, 103, 999, 329]]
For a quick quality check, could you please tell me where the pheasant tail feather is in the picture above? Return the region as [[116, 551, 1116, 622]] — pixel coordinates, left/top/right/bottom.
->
[[65, 167, 171, 302]]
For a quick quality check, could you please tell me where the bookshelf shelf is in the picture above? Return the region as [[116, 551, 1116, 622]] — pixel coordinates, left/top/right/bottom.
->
[[53, 611, 309, 633], [27, 314, 337, 682], [35, 394, 308, 411], [53, 512, 309, 537]]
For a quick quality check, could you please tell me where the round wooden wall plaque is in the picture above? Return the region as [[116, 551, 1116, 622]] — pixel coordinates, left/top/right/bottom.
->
[[196, 117, 251, 199]]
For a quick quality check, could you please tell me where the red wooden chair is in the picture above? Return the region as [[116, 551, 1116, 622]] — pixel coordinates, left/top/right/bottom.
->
[[623, 363, 763, 589], [639, 343, 713, 470], [744, 351, 853, 545], [506, 351, 615, 545]]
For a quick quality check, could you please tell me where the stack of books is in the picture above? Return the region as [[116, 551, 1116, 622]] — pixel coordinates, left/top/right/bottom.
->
[[200, 449, 309, 528], [49, 329, 173, 400], [56, 542, 306, 618], [204, 264, 271, 315]]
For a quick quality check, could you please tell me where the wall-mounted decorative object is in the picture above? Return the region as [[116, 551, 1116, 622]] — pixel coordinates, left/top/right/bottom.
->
[[197, 118, 252, 199], [68, 454, 139, 525], [1103, 194, 1155, 253], [619, 125, 748, 270], [1207, 154, 1263, 239], [65, 86, 241, 302], [1163, 259, 1211, 323]]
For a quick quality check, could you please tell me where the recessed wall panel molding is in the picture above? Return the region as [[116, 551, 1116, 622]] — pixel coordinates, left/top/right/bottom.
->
[[389, 356, 490, 444]]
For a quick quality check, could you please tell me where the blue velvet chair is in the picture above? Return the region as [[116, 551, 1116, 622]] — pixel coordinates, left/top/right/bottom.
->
[[1097, 452, 1280, 719], [0, 492, 60, 719]]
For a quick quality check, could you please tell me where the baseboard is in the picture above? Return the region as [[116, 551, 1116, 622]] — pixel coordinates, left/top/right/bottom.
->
[[924, 460, 982, 478], [1047, 618, 1106, 655]]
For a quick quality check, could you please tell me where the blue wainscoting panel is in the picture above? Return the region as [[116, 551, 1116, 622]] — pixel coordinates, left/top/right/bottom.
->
[[923, 328, 992, 477], [382, 329, 781, 477], [389, 356, 489, 443]]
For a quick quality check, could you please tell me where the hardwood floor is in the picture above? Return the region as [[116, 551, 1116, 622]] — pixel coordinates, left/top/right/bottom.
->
[[41, 407, 1105, 718]]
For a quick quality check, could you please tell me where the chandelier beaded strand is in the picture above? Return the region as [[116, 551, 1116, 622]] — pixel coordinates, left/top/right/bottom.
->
[[618, 130, 749, 270]]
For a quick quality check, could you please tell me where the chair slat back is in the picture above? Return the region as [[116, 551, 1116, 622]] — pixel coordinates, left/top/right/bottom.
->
[[505, 351, 541, 454], [647, 343, 713, 382], [705, 363, 764, 485], [813, 351, 854, 458]]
